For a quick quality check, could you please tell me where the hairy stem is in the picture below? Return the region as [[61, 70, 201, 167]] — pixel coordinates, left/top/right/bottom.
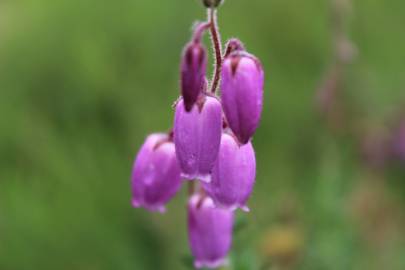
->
[[192, 22, 211, 43], [208, 8, 222, 94]]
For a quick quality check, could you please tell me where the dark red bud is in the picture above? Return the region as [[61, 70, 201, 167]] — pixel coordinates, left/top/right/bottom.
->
[[202, 0, 223, 8], [181, 42, 207, 112]]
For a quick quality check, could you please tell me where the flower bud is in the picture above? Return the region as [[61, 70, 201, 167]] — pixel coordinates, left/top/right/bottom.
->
[[131, 133, 182, 213], [188, 194, 234, 269], [174, 96, 222, 182], [202, 0, 223, 8], [181, 42, 207, 112], [204, 133, 256, 211], [221, 52, 264, 144]]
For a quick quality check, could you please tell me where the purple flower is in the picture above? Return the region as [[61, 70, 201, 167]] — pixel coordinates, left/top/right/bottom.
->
[[188, 194, 234, 269], [131, 133, 182, 213], [131, 2, 265, 264], [204, 133, 256, 211], [221, 51, 264, 144], [181, 41, 207, 112], [174, 96, 222, 182]]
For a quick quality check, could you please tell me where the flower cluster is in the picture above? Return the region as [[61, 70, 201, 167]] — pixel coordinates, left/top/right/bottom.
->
[[131, 2, 264, 268]]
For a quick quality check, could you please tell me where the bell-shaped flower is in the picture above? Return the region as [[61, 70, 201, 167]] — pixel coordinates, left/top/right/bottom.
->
[[188, 193, 234, 269], [181, 41, 207, 112], [204, 133, 256, 211], [131, 133, 182, 213], [221, 51, 264, 144], [174, 96, 222, 182]]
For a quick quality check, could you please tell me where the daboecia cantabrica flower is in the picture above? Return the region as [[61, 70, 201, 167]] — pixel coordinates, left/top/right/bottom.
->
[[131, 133, 181, 213], [188, 193, 234, 268], [221, 51, 264, 144], [130, 1, 265, 268], [204, 132, 256, 211], [174, 95, 222, 182]]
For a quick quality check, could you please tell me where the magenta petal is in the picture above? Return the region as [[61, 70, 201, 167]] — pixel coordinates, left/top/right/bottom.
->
[[188, 194, 234, 269], [204, 133, 256, 211], [174, 96, 222, 182], [181, 42, 207, 112], [221, 53, 264, 144], [131, 133, 182, 212]]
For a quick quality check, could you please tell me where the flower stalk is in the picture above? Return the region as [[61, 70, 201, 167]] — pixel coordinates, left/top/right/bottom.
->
[[208, 8, 223, 94]]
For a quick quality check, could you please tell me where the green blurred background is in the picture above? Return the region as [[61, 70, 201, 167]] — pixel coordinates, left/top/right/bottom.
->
[[1, 0, 404, 269]]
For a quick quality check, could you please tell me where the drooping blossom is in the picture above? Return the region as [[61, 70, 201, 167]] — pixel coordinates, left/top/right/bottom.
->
[[174, 96, 222, 182], [204, 132, 256, 211], [131, 133, 182, 213], [188, 193, 234, 269], [221, 51, 264, 144]]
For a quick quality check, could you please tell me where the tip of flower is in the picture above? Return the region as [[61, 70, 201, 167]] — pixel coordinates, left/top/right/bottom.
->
[[194, 257, 229, 269], [213, 201, 250, 212], [131, 199, 141, 208], [131, 199, 166, 214], [197, 174, 212, 183], [181, 173, 195, 181], [156, 206, 167, 213], [237, 135, 251, 146], [181, 173, 212, 183]]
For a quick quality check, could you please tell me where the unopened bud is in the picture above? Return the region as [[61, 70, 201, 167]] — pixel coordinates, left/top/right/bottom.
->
[[202, 0, 223, 8], [181, 42, 207, 112]]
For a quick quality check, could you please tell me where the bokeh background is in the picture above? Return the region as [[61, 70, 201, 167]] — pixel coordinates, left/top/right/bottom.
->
[[1, 0, 404, 269]]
